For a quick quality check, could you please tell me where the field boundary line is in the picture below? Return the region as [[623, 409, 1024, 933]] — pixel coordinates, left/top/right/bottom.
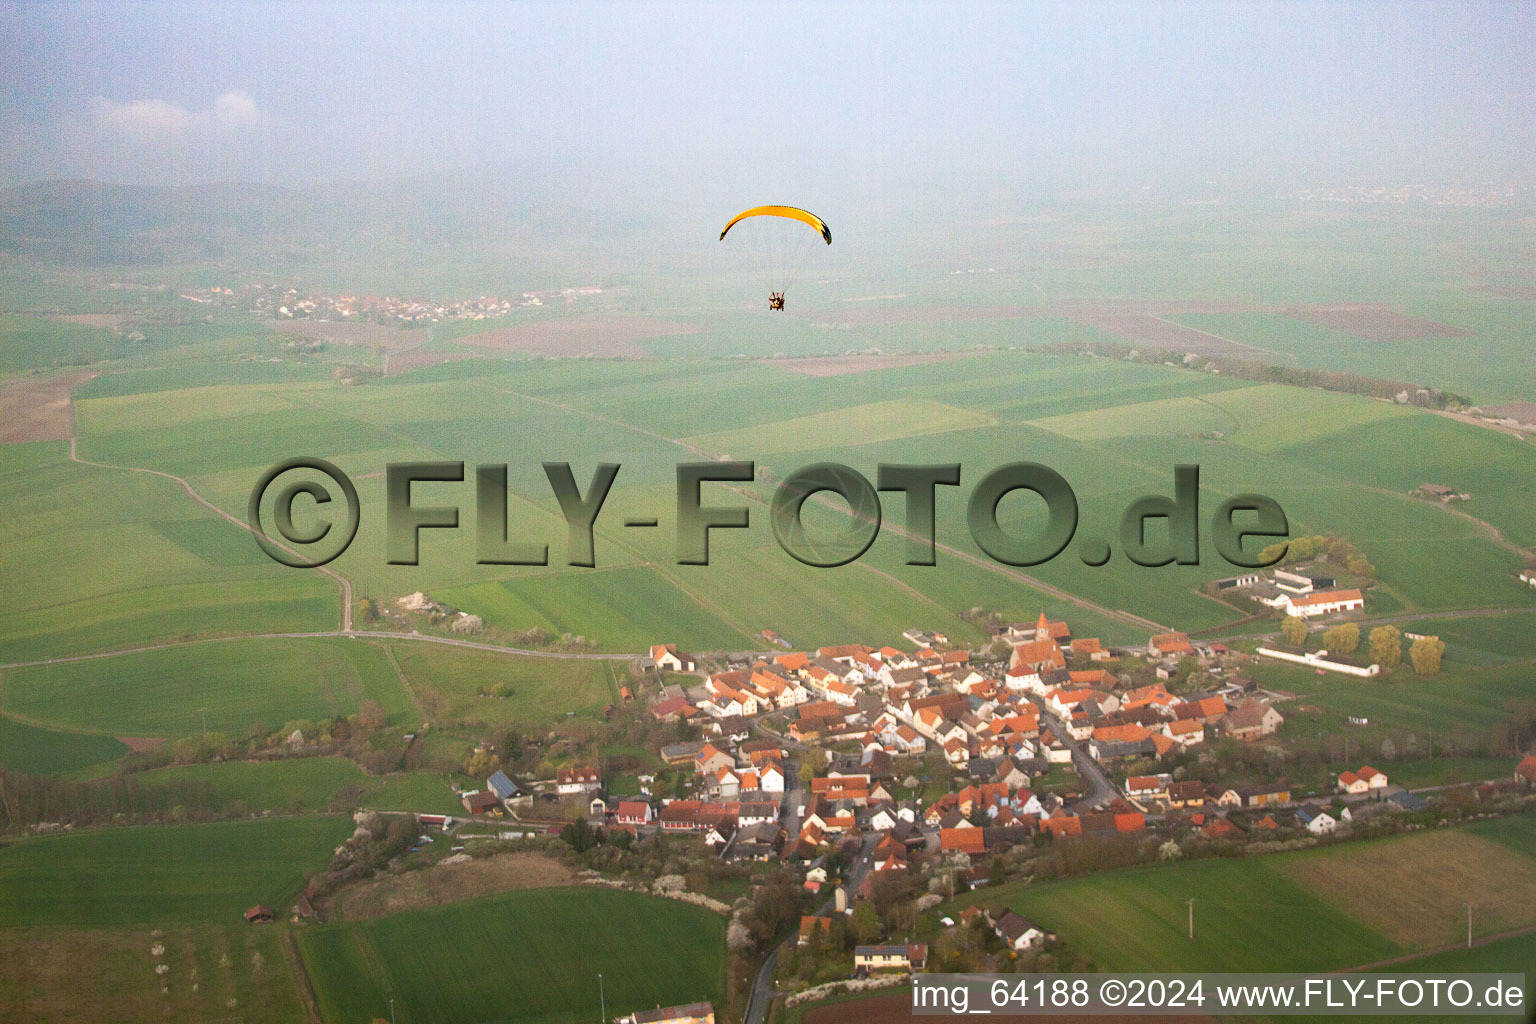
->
[[280, 929, 325, 1024], [1148, 313, 1293, 360], [1331, 922, 1536, 974]]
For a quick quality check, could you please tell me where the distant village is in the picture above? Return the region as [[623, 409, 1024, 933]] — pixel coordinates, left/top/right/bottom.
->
[[177, 282, 607, 325]]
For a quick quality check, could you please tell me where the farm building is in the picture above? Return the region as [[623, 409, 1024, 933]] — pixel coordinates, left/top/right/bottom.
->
[[1221, 700, 1284, 741], [244, 905, 275, 923], [622, 1002, 715, 1024], [1267, 588, 1365, 618]]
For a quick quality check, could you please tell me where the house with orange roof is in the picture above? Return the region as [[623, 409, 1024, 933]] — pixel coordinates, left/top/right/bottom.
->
[[650, 644, 697, 672], [1121, 682, 1178, 713], [939, 827, 987, 857], [1005, 637, 1066, 692], [798, 916, 832, 945], [1147, 632, 1196, 657], [1040, 815, 1081, 838], [1164, 718, 1206, 746], [1072, 637, 1111, 661], [1339, 765, 1387, 793], [818, 643, 873, 664], [775, 651, 810, 672]]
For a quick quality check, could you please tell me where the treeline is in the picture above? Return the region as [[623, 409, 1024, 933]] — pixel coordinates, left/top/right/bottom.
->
[[1056, 342, 1473, 409]]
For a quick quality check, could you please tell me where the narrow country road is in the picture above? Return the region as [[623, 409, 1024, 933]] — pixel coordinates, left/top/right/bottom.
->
[[1030, 697, 1121, 809]]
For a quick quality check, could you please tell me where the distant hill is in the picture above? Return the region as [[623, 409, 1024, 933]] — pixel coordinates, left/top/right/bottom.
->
[[0, 167, 665, 271]]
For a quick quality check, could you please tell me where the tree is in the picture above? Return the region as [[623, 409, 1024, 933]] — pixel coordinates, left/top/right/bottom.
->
[[1281, 615, 1308, 647], [1322, 623, 1359, 656], [797, 762, 816, 786], [1410, 636, 1445, 676], [561, 818, 597, 853], [1369, 626, 1402, 670], [357, 699, 387, 732], [851, 900, 881, 944]]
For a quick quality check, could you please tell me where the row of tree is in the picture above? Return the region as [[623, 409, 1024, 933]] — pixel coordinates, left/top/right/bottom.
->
[[1279, 618, 1444, 674]]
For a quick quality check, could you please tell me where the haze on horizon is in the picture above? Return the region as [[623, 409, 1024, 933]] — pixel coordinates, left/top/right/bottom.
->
[[2, 0, 1533, 201]]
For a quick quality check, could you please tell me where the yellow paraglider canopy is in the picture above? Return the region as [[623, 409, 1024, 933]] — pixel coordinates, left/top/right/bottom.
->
[[719, 206, 831, 245]]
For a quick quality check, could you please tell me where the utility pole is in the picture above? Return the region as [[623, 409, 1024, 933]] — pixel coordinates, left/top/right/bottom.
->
[[598, 972, 606, 1023], [1466, 904, 1473, 948], [1187, 899, 1195, 941], [200, 708, 207, 737], [389, 997, 396, 1024]]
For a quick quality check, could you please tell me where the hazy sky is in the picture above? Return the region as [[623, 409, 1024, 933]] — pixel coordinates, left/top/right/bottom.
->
[[2, 1, 1532, 190]]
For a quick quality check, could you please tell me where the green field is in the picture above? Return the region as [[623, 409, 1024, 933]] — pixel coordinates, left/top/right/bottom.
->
[[0, 440, 339, 663], [958, 816, 1536, 972], [0, 921, 311, 1024], [131, 756, 369, 812], [685, 396, 995, 455], [0, 713, 128, 774], [2, 636, 411, 739], [297, 886, 727, 1024], [30, 333, 1530, 662], [385, 641, 617, 725], [356, 770, 463, 814], [1250, 657, 1534, 745], [0, 816, 351, 927]]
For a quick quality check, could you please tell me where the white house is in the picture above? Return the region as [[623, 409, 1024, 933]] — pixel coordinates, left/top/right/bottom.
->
[[1272, 589, 1365, 619], [651, 644, 697, 672], [1297, 806, 1338, 835]]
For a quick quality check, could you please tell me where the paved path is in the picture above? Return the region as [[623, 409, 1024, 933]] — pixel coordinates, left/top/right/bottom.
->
[[1030, 697, 1121, 809]]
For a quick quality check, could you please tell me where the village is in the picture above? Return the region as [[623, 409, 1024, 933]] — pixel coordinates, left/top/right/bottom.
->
[[173, 281, 608, 325], [429, 575, 1536, 1010]]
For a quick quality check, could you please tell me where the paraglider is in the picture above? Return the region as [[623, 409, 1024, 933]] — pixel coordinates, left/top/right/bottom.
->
[[719, 206, 831, 311]]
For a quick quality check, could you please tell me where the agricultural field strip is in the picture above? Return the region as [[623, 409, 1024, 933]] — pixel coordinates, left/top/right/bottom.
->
[[257, 379, 765, 647], [491, 382, 1173, 632], [65, 435, 353, 630], [53, 355, 1533, 664], [0, 628, 638, 672]]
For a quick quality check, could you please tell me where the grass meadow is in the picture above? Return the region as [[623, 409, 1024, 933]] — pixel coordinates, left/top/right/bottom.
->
[[2, 636, 410, 739], [958, 815, 1536, 973], [296, 886, 728, 1024], [0, 816, 351, 927]]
